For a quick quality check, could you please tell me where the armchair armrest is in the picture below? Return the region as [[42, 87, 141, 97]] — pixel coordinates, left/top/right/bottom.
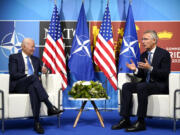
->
[[41, 74, 62, 93], [0, 74, 9, 118], [41, 74, 63, 109], [169, 73, 180, 117], [118, 73, 132, 90]]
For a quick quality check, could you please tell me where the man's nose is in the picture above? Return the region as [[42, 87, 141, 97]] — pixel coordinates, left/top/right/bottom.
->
[[142, 40, 145, 44]]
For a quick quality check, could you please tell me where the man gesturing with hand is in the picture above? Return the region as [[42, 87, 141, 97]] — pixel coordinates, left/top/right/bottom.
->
[[112, 30, 171, 132]]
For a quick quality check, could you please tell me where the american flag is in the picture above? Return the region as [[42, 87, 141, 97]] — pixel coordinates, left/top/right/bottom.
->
[[93, 5, 117, 90], [42, 5, 67, 90]]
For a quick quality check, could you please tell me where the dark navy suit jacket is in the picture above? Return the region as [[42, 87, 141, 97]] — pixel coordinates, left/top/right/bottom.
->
[[136, 47, 171, 94], [9, 53, 42, 93]]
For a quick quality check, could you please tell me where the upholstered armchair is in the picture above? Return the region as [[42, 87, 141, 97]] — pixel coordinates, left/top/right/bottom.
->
[[0, 74, 63, 132], [117, 73, 180, 131]]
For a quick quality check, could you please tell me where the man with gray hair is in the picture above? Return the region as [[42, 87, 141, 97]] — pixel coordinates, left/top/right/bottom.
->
[[111, 30, 171, 132], [9, 38, 63, 134]]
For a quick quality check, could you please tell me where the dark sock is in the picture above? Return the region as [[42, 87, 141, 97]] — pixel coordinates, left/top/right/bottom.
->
[[123, 116, 130, 121], [34, 117, 39, 123], [44, 98, 53, 109], [138, 117, 144, 123]]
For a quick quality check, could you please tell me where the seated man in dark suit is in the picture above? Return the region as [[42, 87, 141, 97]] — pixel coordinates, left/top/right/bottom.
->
[[111, 30, 171, 132], [9, 38, 63, 134]]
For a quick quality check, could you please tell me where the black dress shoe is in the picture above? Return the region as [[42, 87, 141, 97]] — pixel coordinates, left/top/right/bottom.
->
[[111, 118, 131, 130], [125, 120, 146, 132], [48, 106, 64, 116], [34, 122, 44, 134]]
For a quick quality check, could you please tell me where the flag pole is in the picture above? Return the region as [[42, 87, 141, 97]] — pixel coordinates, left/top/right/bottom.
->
[[129, 0, 132, 5], [102, 0, 113, 112], [107, 0, 109, 6]]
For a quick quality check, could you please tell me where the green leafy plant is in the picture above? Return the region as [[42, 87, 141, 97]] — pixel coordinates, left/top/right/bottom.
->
[[68, 81, 108, 99]]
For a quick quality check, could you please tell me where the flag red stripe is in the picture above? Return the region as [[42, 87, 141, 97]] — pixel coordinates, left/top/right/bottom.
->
[[96, 38, 116, 71], [42, 45, 56, 73], [42, 6, 67, 90], [55, 40, 66, 70], [42, 56, 55, 73], [43, 36, 67, 90], [94, 43, 116, 76], [94, 36, 117, 90], [94, 56, 117, 90], [46, 38, 66, 71], [44, 38, 66, 73], [57, 37, 65, 56], [97, 38, 115, 65]]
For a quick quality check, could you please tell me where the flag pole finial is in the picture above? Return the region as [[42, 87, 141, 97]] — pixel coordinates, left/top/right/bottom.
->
[[82, 0, 84, 3], [107, 0, 109, 6], [129, 0, 132, 5], [54, 0, 57, 5]]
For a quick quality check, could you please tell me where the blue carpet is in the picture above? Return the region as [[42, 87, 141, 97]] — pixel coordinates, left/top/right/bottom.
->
[[1, 110, 180, 135]]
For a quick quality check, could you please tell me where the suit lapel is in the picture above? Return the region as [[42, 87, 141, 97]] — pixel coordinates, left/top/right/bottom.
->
[[31, 56, 40, 75], [151, 47, 160, 67], [30, 56, 36, 71], [19, 53, 25, 73]]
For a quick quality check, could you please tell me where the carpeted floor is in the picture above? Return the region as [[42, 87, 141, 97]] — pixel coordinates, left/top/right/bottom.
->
[[1, 110, 180, 135]]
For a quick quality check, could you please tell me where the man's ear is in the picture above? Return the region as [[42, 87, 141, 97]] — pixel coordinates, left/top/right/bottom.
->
[[22, 44, 26, 50]]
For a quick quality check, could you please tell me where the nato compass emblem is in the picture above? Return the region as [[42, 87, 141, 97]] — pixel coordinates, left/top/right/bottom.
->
[[120, 35, 138, 58], [72, 35, 91, 57], [0, 30, 24, 58]]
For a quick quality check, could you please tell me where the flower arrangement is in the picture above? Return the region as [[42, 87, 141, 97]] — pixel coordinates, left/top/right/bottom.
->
[[68, 81, 108, 99]]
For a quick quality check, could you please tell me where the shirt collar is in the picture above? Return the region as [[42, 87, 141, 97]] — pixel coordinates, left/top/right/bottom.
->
[[149, 46, 156, 54], [22, 51, 28, 58]]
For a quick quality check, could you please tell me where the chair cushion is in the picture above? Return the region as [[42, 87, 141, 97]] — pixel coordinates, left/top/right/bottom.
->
[[132, 94, 170, 117], [8, 93, 55, 118]]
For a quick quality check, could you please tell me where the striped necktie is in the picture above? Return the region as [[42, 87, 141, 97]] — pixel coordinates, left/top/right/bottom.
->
[[26, 56, 33, 75], [146, 51, 152, 82]]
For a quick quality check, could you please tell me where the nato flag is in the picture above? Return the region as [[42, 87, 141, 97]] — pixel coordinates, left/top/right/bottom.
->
[[68, 3, 95, 81], [118, 3, 140, 73]]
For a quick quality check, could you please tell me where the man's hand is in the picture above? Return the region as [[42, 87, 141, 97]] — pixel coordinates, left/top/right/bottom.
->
[[138, 58, 151, 70], [126, 59, 137, 71], [41, 66, 48, 74]]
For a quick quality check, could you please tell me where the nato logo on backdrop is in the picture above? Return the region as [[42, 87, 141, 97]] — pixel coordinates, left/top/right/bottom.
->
[[0, 21, 39, 72], [0, 20, 77, 73]]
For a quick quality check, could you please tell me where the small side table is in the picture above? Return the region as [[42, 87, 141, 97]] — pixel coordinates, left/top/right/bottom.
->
[[69, 97, 108, 128]]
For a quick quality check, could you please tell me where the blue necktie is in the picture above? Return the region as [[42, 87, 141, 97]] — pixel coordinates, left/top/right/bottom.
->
[[146, 52, 152, 83], [26, 56, 33, 75]]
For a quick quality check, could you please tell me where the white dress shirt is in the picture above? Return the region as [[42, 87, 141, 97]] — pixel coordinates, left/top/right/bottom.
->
[[134, 46, 157, 74], [22, 51, 34, 75]]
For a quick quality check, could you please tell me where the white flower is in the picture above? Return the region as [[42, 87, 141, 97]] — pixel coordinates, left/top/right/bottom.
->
[[82, 81, 91, 85]]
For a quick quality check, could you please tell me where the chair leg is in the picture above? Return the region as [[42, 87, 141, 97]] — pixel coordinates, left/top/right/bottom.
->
[[118, 89, 121, 112], [174, 89, 180, 132], [173, 90, 177, 131], [0, 90, 4, 133], [58, 89, 60, 128], [58, 89, 62, 128]]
